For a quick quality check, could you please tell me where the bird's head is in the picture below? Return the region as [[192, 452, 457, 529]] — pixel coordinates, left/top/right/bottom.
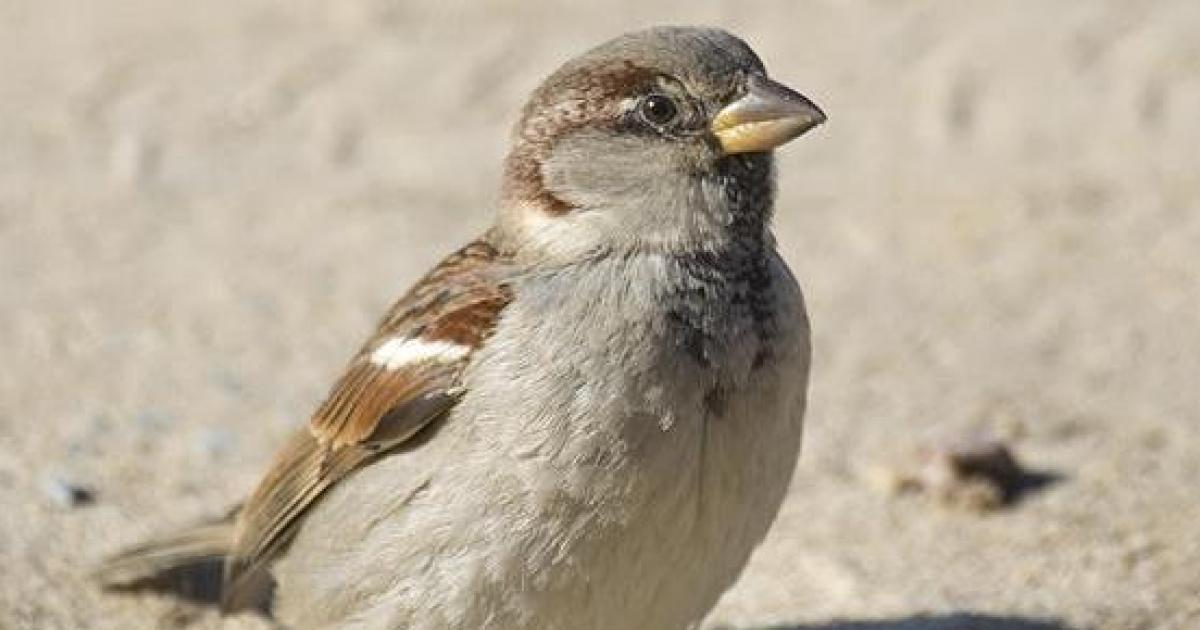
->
[[496, 26, 825, 263]]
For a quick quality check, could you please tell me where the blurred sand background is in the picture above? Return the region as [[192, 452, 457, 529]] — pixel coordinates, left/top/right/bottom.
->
[[2, 1, 1198, 628]]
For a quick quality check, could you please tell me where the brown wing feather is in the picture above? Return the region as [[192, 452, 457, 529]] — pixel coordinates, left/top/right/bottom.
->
[[222, 237, 512, 604]]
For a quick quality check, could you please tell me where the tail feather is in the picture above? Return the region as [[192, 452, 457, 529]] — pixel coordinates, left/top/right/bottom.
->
[[93, 521, 233, 606]]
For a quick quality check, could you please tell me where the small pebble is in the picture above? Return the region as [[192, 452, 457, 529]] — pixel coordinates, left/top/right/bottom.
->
[[210, 368, 247, 398], [42, 477, 97, 508], [195, 426, 236, 459], [866, 431, 1044, 513], [135, 410, 174, 433]]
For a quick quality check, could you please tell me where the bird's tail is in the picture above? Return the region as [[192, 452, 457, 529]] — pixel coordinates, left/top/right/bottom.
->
[[92, 519, 234, 606]]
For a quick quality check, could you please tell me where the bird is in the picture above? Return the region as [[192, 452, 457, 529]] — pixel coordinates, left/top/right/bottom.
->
[[96, 25, 825, 630]]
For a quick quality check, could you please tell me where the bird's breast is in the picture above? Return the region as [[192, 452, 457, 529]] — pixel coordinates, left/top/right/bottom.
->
[[442, 250, 809, 628]]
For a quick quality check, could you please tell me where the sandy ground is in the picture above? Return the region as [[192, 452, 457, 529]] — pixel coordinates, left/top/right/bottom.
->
[[2, 1, 1198, 629]]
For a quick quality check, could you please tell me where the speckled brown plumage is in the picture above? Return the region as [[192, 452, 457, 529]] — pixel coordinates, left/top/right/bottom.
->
[[224, 237, 514, 602]]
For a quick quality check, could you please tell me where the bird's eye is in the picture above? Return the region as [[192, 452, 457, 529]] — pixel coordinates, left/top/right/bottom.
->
[[638, 94, 679, 126]]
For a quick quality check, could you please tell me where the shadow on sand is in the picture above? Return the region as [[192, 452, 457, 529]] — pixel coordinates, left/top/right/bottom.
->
[[740, 612, 1071, 630]]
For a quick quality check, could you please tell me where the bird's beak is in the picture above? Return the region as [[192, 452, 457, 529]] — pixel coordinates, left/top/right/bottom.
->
[[711, 74, 826, 154]]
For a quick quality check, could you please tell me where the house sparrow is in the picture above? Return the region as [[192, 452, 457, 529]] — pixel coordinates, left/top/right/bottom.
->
[[97, 26, 825, 630]]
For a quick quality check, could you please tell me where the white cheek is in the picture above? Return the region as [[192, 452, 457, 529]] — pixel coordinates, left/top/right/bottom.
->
[[369, 337, 471, 371], [512, 201, 617, 261]]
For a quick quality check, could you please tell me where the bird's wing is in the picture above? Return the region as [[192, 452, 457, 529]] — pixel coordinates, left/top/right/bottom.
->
[[222, 238, 512, 604]]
